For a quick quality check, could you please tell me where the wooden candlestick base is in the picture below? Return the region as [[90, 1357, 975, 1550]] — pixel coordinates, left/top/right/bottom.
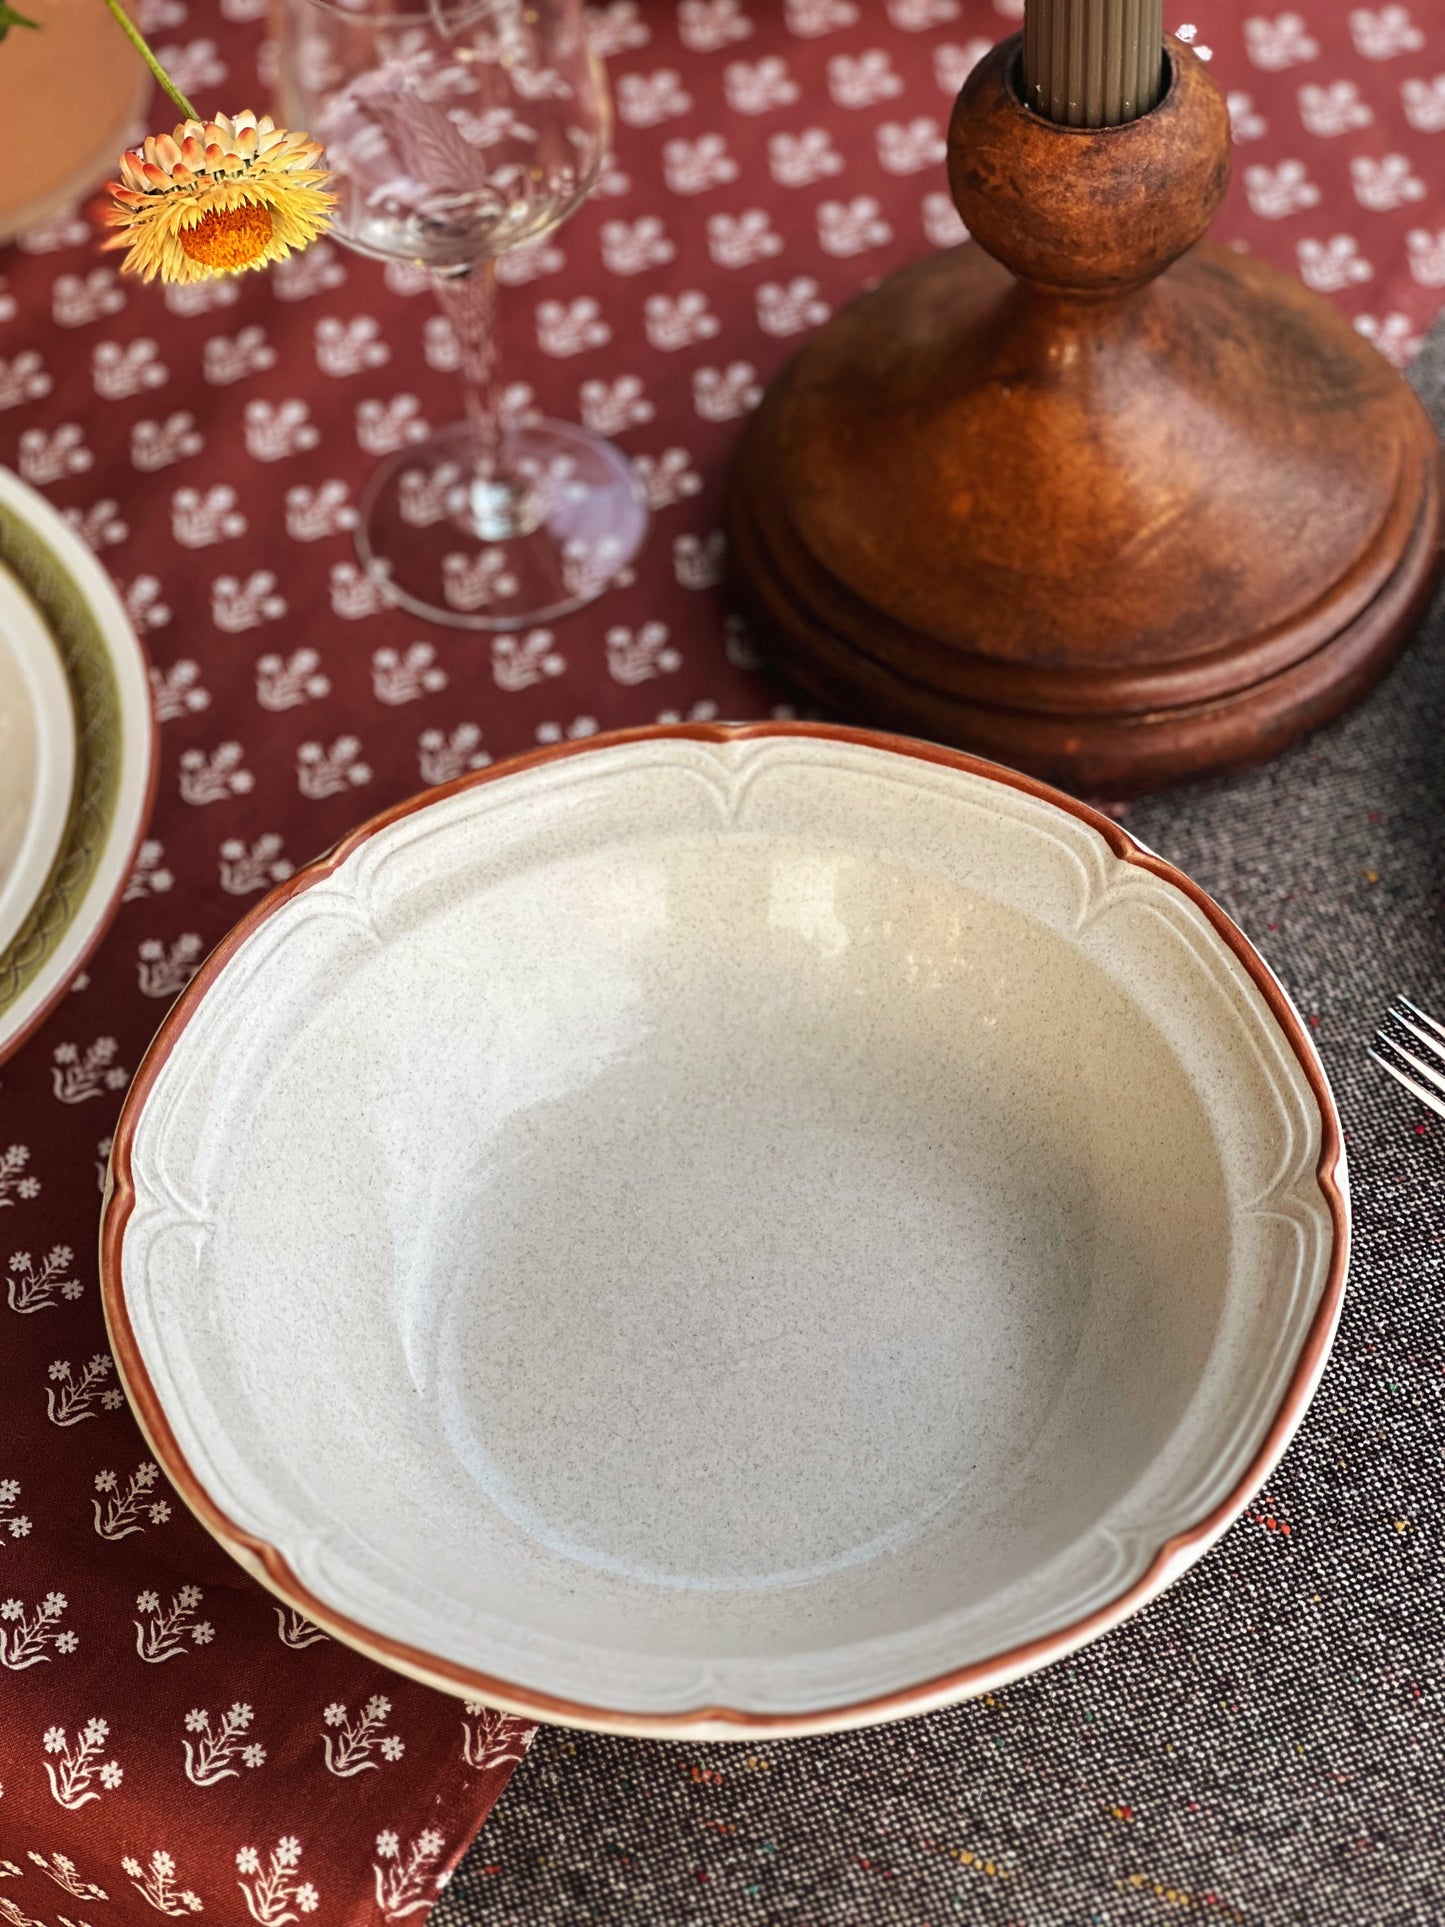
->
[[724, 35, 1445, 795]]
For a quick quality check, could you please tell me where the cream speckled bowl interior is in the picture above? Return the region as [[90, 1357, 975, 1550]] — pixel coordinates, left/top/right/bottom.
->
[[108, 730, 1345, 1736]]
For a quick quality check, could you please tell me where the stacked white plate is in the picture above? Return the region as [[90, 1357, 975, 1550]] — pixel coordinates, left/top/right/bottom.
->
[[0, 467, 155, 1065]]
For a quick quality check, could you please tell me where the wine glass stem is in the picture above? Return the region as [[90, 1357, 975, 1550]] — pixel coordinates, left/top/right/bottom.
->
[[432, 260, 539, 542]]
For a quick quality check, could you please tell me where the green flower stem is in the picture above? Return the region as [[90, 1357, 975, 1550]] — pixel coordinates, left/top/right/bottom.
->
[[99, 0, 199, 122]]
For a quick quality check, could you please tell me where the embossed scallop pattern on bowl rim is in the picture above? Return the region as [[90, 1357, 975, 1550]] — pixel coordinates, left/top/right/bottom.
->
[[100, 723, 1349, 1740]]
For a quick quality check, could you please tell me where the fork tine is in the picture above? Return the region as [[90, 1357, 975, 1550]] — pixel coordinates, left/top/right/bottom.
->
[[1389, 1007, 1445, 1064], [1370, 1048, 1445, 1121], [1398, 996, 1445, 1045], [1376, 1030, 1445, 1095]]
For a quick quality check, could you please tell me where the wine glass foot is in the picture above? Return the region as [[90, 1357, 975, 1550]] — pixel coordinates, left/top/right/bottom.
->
[[355, 419, 649, 631]]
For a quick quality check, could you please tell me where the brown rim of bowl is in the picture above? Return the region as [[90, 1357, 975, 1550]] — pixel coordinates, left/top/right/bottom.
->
[[98, 721, 1350, 1739]]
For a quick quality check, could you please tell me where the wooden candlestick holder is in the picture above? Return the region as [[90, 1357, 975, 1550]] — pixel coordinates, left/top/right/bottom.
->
[[724, 36, 1445, 795]]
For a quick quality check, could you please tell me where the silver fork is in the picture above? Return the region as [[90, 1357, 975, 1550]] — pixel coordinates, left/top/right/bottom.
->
[[1372, 997, 1445, 1120]]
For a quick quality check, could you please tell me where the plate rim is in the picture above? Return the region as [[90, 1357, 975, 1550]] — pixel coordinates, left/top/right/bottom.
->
[[0, 558, 78, 958], [0, 466, 158, 1067], [98, 720, 1349, 1740]]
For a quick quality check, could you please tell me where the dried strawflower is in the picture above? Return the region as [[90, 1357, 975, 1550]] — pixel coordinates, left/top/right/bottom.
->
[[102, 111, 334, 284]]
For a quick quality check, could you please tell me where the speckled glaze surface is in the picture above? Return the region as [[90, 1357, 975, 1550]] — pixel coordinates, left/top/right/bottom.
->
[[102, 726, 1347, 1739]]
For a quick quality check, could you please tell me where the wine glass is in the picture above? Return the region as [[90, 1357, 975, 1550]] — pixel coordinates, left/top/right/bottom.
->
[[274, 0, 648, 630]]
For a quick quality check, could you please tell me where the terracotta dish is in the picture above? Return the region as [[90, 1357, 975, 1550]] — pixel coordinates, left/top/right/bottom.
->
[[102, 725, 1347, 1738], [0, 7, 149, 247]]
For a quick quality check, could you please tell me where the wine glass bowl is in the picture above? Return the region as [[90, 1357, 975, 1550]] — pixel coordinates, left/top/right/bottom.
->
[[283, 0, 606, 269], [275, 0, 648, 629]]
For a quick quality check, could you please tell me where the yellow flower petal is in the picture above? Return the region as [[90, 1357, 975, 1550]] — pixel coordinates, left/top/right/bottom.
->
[[104, 107, 335, 284]]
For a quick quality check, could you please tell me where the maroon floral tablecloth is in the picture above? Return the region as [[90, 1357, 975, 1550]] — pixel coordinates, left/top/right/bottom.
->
[[1, 0, 1442, 1920]]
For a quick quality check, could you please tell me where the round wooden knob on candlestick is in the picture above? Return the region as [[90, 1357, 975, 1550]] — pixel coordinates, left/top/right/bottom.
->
[[724, 34, 1445, 795]]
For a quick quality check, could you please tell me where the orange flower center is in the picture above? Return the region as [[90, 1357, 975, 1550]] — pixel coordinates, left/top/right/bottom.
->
[[178, 202, 274, 271]]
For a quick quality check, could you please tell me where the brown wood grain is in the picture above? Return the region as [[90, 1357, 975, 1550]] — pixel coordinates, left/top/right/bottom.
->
[[724, 35, 1445, 797]]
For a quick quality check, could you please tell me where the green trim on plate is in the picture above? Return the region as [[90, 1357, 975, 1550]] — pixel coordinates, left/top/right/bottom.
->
[[0, 507, 124, 1015]]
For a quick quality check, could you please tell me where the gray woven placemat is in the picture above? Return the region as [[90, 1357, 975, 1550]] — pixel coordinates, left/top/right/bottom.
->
[[437, 324, 1445, 1927]]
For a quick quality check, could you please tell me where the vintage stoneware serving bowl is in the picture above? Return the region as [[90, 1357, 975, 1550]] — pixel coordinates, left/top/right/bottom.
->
[[101, 724, 1347, 1738]]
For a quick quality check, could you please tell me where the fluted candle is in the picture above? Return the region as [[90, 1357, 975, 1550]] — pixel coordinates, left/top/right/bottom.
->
[[1022, 0, 1165, 126]]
